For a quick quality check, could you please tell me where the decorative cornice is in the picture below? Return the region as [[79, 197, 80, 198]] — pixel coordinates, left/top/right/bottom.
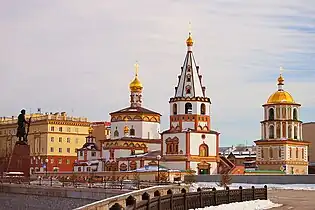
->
[[255, 139, 310, 146], [169, 97, 211, 103]]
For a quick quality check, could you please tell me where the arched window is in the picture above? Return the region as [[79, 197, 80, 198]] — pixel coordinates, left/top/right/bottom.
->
[[293, 109, 298, 120], [186, 75, 191, 82], [199, 144, 209, 157], [268, 108, 274, 120], [201, 103, 206, 115], [269, 147, 273, 158], [186, 86, 191, 94], [276, 124, 281, 139], [165, 137, 179, 154], [296, 148, 299, 159], [269, 125, 274, 139], [288, 125, 292, 139], [114, 128, 119, 137], [173, 103, 177, 115], [278, 147, 281, 158], [130, 126, 135, 136], [294, 126, 298, 139], [185, 103, 192, 114], [289, 147, 292, 158], [302, 148, 305, 159]]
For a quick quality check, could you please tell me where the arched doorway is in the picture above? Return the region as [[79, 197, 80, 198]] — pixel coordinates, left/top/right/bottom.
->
[[197, 161, 210, 174]]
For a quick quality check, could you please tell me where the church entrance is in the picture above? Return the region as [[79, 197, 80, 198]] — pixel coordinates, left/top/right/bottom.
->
[[197, 161, 211, 175]]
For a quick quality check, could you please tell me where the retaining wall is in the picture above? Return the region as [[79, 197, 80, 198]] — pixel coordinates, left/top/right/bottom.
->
[[0, 183, 128, 200], [187, 175, 315, 184]]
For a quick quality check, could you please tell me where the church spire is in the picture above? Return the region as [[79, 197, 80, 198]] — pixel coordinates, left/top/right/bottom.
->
[[174, 29, 206, 98], [129, 62, 143, 107]]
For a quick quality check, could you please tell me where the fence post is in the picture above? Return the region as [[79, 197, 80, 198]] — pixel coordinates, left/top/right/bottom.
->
[[264, 185, 267, 200], [158, 195, 161, 210], [226, 186, 230, 203], [239, 186, 243, 202], [183, 192, 187, 210], [198, 188, 203, 208], [252, 186, 255, 200], [212, 187, 217, 206], [170, 191, 174, 210]]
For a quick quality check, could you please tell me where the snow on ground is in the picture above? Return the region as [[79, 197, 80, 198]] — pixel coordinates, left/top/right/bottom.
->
[[190, 182, 315, 191], [193, 199, 282, 210]]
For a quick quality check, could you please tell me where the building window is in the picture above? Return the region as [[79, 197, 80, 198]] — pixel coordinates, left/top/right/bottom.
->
[[269, 147, 273, 158], [186, 75, 191, 82], [268, 108, 274, 120], [288, 125, 292, 139], [201, 103, 206, 115], [59, 148, 62, 153], [110, 150, 114, 159], [130, 161, 137, 170], [67, 127, 71, 132], [293, 108, 298, 120], [278, 147, 281, 158], [51, 126, 55, 132], [58, 158, 62, 164], [59, 127, 63, 132], [296, 148, 299, 159], [50, 147, 54, 152], [289, 147, 292, 158], [130, 126, 135, 136], [78, 167, 81, 172], [199, 144, 209, 157], [294, 126, 298, 139], [87, 167, 91, 172], [114, 127, 119, 137], [185, 103, 192, 114], [50, 137, 54, 142], [261, 148, 264, 159], [173, 103, 177, 115], [91, 151, 96, 157], [59, 137, 62, 143], [302, 148, 305, 159], [50, 159, 54, 164], [165, 137, 179, 154], [186, 86, 191, 94], [67, 138, 70, 143], [67, 148, 70, 153], [75, 138, 79, 144], [269, 125, 274, 139], [66, 159, 70, 164], [80, 151, 83, 156]]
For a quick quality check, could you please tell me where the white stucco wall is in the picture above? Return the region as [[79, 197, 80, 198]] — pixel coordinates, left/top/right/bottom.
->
[[86, 150, 100, 160], [110, 121, 160, 139], [161, 161, 186, 171], [189, 133, 217, 156]]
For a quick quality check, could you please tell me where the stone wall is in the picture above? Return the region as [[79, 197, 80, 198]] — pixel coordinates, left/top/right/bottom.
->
[[0, 183, 127, 200], [75, 185, 189, 210], [186, 175, 315, 184]]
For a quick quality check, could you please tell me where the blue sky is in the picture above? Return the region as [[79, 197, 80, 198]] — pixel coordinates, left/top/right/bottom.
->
[[1, 0, 315, 146]]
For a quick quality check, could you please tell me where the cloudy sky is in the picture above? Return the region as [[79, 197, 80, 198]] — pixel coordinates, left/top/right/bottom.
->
[[1, 0, 314, 146]]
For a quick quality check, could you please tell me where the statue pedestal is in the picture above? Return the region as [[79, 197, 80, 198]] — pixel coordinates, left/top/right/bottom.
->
[[7, 142, 30, 177]]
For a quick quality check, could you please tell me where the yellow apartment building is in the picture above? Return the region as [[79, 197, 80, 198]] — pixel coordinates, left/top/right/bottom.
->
[[0, 111, 90, 173]]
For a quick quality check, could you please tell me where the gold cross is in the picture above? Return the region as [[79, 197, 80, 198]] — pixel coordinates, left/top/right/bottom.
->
[[188, 21, 192, 35], [134, 61, 139, 77], [280, 66, 284, 75]]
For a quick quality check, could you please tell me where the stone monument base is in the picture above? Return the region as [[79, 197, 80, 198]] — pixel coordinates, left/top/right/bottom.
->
[[7, 142, 30, 177]]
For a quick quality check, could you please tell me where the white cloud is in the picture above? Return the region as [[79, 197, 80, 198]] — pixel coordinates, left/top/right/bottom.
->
[[0, 0, 314, 145]]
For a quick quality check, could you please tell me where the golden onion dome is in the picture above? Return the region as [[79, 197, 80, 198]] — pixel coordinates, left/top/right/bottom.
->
[[267, 91, 295, 104], [186, 32, 194, 46], [266, 73, 295, 104], [129, 62, 143, 91]]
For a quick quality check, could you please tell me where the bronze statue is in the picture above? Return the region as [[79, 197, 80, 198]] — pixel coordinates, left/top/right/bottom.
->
[[16, 109, 30, 143]]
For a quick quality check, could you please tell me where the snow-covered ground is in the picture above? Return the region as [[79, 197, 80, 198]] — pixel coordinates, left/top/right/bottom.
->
[[192, 199, 282, 210], [191, 182, 315, 191]]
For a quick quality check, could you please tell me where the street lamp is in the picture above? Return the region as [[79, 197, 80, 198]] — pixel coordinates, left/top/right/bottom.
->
[[156, 155, 161, 183], [45, 158, 49, 177]]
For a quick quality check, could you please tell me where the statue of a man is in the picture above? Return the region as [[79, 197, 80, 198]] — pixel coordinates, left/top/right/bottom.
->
[[16, 109, 29, 142]]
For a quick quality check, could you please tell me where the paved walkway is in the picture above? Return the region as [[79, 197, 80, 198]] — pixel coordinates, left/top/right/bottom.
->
[[269, 189, 315, 210]]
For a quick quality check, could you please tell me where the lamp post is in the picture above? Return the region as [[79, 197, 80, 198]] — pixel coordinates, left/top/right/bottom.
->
[[45, 158, 49, 177], [156, 155, 161, 183]]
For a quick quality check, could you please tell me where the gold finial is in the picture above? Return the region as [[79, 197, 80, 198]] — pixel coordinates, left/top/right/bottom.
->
[[186, 22, 194, 47], [88, 126, 93, 134], [130, 62, 143, 91], [134, 61, 139, 77], [278, 66, 284, 85]]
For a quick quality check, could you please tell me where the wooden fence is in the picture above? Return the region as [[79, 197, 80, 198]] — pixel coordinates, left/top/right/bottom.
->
[[110, 186, 267, 210]]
